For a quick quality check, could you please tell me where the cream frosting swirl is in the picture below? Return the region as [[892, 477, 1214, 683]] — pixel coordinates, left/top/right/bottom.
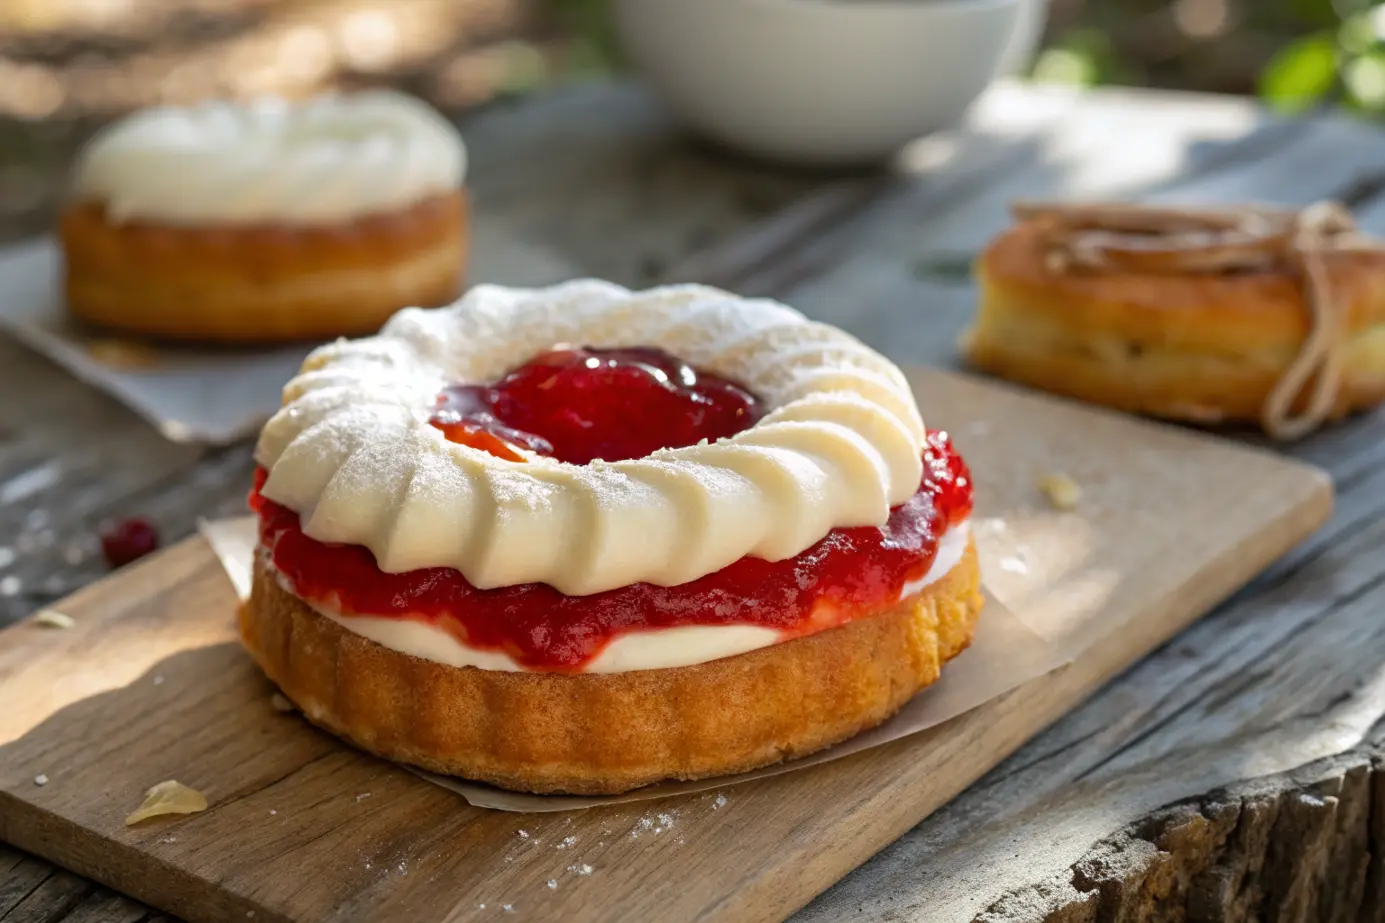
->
[[72, 90, 466, 225], [255, 280, 925, 596]]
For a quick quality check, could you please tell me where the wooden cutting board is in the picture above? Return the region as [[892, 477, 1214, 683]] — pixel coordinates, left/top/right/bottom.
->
[[0, 368, 1331, 923]]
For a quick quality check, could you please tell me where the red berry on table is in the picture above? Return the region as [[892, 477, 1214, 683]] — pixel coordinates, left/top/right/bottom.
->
[[100, 517, 160, 568]]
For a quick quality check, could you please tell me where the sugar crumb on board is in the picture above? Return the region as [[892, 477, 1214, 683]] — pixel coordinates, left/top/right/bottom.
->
[[126, 780, 208, 825], [977, 517, 1007, 535], [504, 828, 541, 864], [32, 609, 74, 629], [629, 808, 681, 838], [85, 338, 160, 370], [1038, 472, 1082, 510]]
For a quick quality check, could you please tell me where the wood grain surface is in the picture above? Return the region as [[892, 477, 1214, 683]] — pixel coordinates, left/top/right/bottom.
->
[[772, 89, 1385, 923], [0, 367, 1330, 923], [5, 79, 1385, 922]]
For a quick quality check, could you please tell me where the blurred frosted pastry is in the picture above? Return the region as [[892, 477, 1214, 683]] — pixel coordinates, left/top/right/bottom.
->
[[963, 200, 1385, 439], [60, 90, 468, 343]]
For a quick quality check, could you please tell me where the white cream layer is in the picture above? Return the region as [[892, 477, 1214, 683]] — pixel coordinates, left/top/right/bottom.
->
[[73, 90, 466, 225], [286, 519, 970, 675]]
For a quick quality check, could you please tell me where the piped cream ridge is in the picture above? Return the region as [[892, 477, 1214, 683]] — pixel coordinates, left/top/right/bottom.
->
[[255, 280, 926, 596]]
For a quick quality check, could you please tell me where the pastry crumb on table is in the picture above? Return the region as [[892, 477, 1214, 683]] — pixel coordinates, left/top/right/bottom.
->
[[1038, 472, 1082, 510], [83, 339, 161, 370], [125, 781, 208, 826], [31, 609, 74, 628]]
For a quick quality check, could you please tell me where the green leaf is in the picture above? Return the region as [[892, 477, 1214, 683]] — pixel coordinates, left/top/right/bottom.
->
[[552, 0, 625, 72], [1345, 50, 1385, 109], [1338, 10, 1376, 55], [1030, 47, 1100, 87], [1259, 32, 1340, 112], [1028, 27, 1120, 87], [1288, 0, 1343, 27]]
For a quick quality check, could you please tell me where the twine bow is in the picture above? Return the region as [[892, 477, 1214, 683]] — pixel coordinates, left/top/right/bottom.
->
[[1012, 200, 1384, 440]]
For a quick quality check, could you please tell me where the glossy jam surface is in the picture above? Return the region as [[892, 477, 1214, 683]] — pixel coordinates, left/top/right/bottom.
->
[[252, 431, 972, 672], [428, 346, 762, 464]]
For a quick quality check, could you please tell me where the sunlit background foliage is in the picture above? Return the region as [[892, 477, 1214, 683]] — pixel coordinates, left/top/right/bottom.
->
[[1032, 0, 1385, 114], [1, 0, 1381, 119], [0, 0, 1379, 240]]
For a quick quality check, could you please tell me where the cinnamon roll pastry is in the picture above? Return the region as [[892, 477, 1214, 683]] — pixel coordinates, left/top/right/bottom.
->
[[963, 200, 1385, 439]]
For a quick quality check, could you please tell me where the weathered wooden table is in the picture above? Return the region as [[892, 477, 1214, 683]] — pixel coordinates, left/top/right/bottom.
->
[[4, 80, 1385, 923]]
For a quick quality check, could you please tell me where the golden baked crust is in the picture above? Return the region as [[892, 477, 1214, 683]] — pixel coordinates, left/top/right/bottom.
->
[[59, 192, 467, 344], [963, 221, 1385, 423], [240, 540, 983, 795]]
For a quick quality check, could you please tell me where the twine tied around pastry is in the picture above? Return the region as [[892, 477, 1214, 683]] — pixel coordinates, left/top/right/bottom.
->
[[1014, 199, 1385, 440]]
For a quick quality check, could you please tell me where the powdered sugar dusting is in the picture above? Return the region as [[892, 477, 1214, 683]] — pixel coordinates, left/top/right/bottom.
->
[[628, 808, 683, 838]]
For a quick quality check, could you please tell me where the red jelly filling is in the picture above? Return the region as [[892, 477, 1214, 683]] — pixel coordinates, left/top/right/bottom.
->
[[428, 346, 761, 464], [250, 431, 971, 672]]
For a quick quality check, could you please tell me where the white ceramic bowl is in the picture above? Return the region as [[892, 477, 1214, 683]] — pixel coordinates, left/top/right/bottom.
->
[[998, 0, 1048, 76], [614, 0, 1023, 166]]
